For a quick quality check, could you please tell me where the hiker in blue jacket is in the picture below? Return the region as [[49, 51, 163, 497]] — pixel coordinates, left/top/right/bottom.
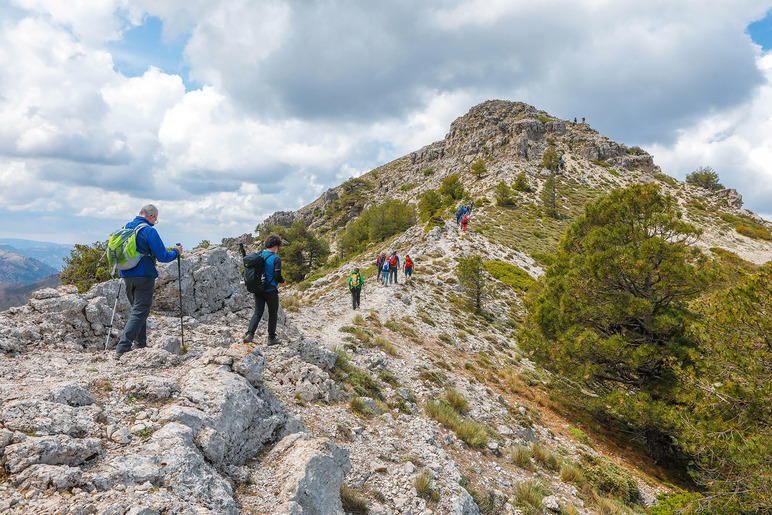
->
[[243, 234, 285, 346], [116, 204, 182, 360]]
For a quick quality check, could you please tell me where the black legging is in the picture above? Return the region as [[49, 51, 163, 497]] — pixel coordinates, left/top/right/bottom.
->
[[247, 289, 280, 338], [351, 288, 361, 309]]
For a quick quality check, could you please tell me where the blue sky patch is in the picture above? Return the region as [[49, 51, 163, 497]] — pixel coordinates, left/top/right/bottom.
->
[[748, 10, 772, 51], [108, 16, 196, 89]]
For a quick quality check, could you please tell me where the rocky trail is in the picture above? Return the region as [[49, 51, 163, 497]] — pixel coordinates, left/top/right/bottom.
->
[[0, 222, 668, 514]]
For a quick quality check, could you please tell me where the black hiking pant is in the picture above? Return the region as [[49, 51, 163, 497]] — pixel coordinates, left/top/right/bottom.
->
[[247, 289, 280, 339], [351, 288, 361, 309], [117, 276, 155, 353]]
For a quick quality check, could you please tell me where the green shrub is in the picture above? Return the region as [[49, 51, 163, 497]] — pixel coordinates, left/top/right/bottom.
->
[[686, 166, 723, 190], [333, 349, 383, 400], [737, 225, 772, 240], [471, 159, 487, 179], [483, 260, 535, 291], [445, 387, 468, 414], [560, 462, 585, 484], [579, 454, 640, 504], [455, 420, 488, 448], [512, 480, 549, 512], [537, 116, 551, 123], [513, 172, 533, 192], [415, 472, 440, 502], [60, 241, 111, 293], [340, 484, 369, 514], [349, 396, 375, 417], [569, 427, 593, 447], [439, 174, 465, 202], [379, 369, 400, 387], [426, 399, 460, 428], [419, 190, 443, 221], [719, 212, 772, 240], [495, 181, 517, 207], [650, 492, 704, 515], [654, 173, 678, 187], [542, 145, 560, 171], [531, 443, 560, 471], [423, 168, 435, 176], [509, 445, 535, 471], [400, 183, 416, 191], [338, 199, 416, 256], [626, 146, 648, 156]]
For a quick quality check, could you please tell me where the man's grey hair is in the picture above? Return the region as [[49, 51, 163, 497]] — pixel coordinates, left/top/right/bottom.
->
[[139, 204, 158, 218]]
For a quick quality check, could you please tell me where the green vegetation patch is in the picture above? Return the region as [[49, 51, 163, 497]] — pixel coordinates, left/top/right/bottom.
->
[[333, 349, 383, 400], [483, 260, 535, 292], [719, 212, 772, 240], [579, 454, 640, 505]]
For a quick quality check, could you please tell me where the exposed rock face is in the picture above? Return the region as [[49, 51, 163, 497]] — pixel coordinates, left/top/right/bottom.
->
[[251, 432, 351, 515], [0, 246, 352, 514], [714, 188, 743, 209]]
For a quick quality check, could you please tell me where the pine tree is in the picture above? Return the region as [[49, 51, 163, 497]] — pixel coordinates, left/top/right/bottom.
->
[[540, 172, 558, 218], [521, 183, 712, 460], [258, 221, 330, 282], [683, 263, 772, 511], [456, 255, 487, 313], [60, 241, 111, 293]]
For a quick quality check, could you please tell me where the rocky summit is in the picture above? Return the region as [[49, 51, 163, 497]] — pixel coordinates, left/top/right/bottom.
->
[[2, 100, 772, 514]]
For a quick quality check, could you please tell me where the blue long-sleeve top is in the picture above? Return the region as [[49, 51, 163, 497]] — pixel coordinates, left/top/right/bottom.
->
[[119, 216, 179, 278]]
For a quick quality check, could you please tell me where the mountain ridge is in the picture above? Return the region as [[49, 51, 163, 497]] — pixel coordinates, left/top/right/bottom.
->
[[2, 99, 771, 514]]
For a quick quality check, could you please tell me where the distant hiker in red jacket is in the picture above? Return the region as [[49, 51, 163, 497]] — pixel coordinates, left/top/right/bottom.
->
[[461, 213, 468, 232], [404, 254, 414, 285]]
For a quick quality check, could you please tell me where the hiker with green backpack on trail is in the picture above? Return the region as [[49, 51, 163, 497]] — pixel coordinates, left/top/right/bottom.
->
[[107, 204, 182, 361], [348, 268, 364, 310]]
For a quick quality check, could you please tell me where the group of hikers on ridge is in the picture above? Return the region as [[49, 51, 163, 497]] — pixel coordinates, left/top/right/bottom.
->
[[346, 251, 414, 310], [455, 199, 474, 232], [374, 251, 413, 286], [109, 204, 286, 361]]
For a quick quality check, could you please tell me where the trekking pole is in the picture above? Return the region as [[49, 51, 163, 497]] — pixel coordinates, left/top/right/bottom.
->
[[104, 279, 122, 350], [176, 244, 184, 347]]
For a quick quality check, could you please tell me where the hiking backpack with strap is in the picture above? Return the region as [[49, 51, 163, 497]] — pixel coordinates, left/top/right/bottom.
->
[[243, 252, 269, 294], [107, 223, 150, 273], [350, 272, 362, 289], [405, 257, 413, 269], [389, 255, 397, 266]]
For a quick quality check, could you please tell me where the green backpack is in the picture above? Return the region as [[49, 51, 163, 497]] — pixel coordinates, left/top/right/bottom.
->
[[107, 223, 149, 273]]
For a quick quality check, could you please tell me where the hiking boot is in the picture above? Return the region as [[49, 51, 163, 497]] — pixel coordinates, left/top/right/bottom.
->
[[266, 336, 282, 346], [243, 333, 254, 344], [114, 351, 125, 361]]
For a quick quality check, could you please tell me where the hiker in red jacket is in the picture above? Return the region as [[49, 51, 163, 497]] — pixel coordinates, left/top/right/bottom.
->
[[403, 254, 414, 285], [461, 213, 469, 232]]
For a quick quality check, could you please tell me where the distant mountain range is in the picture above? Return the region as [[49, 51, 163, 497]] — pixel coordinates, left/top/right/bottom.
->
[[0, 239, 71, 310], [0, 238, 73, 271]]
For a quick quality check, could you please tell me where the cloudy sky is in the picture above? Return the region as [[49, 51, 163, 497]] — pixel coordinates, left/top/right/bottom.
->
[[1, 0, 771, 249]]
